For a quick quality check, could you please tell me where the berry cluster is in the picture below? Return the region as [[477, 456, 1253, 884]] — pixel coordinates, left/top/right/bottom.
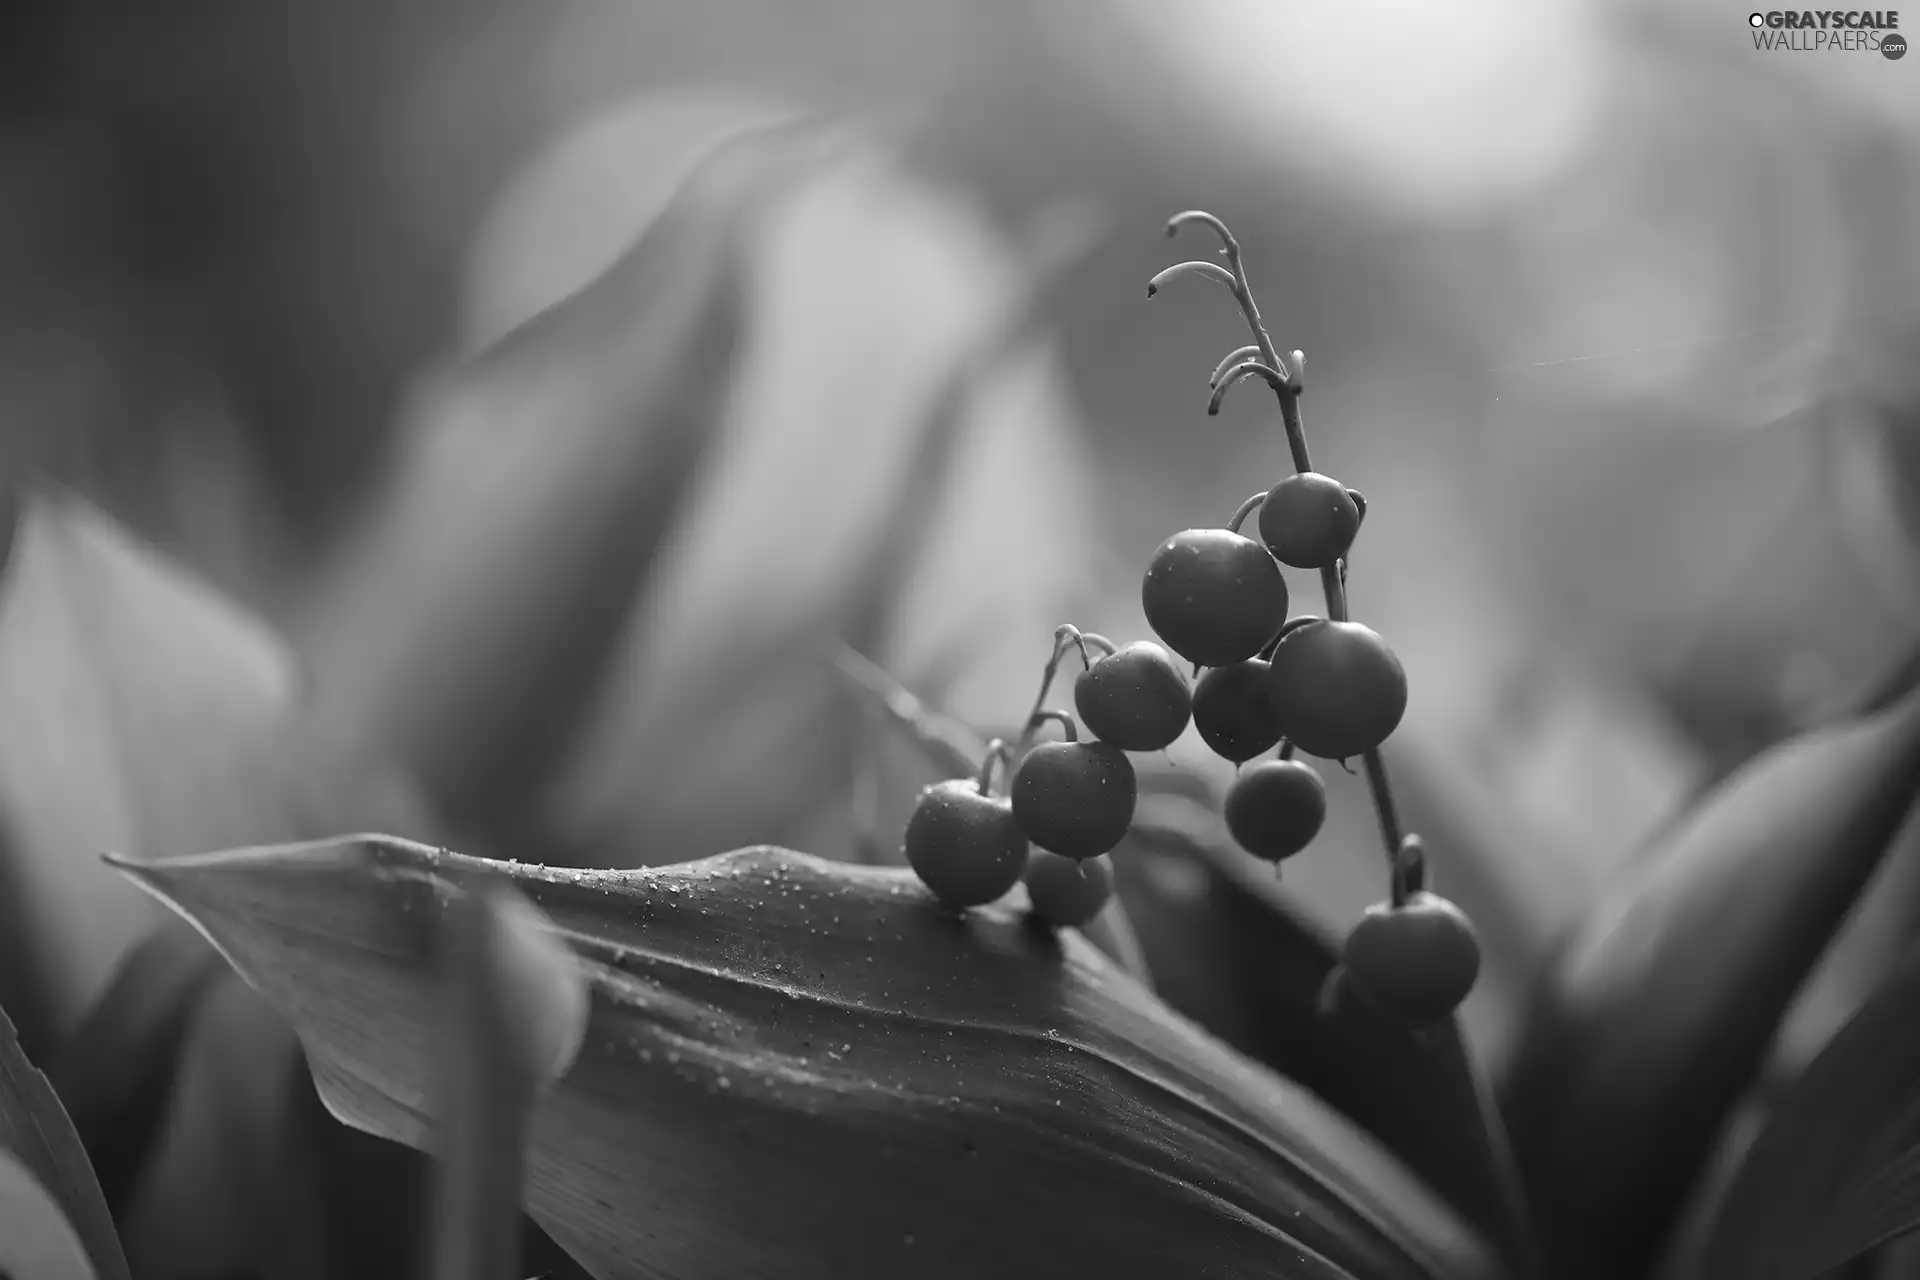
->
[[900, 211, 1481, 1029], [903, 627, 1184, 929]]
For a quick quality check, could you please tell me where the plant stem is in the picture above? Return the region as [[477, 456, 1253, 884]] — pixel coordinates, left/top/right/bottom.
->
[[1171, 208, 1541, 1280], [1027, 708, 1078, 742], [1320, 564, 1347, 622], [975, 739, 1013, 794], [1212, 236, 1312, 474], [1366, 750, 1408, 889], [1226, 491, 1266, 535], [1019, 626, 1093, 748], [1198, 227, 1408, 880]]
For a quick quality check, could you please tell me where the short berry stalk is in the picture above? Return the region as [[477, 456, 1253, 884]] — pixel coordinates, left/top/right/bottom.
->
[[1018, 625, 1116, 750]]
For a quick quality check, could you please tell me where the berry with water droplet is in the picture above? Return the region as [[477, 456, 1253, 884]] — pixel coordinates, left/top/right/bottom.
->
[[1258, 472, 1361, 569], [1191, 660, 1283, 763], [1025, 851, 1114, 929], [1010, 741, 1137, 859], [1224, 758, 1327, 861], [1074, 640, 1192, 752], [1342, 892, 1481, 1026], [902, 780, 1029, 910], [1265, 620, 1407, 760], [1141, 529, 1288, 668]]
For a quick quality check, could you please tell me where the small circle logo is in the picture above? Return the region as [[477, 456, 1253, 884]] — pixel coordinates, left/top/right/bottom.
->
[[1748, 11, 1766, 26], [1884, 33, 1908, 59]]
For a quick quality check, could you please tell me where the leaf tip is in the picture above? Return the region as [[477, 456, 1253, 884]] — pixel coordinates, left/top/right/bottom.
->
[[101, 849, 165, 897]]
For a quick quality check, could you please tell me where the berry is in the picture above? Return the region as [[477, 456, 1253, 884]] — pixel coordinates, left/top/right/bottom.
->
[[1025, 852, 1115, 929], [1258, 472, 1361, 568], [1223, 759, 1327, 861], [1265, 619, 1407, 760], [902, 780, 1030, 910], [1010, 740, 1137, 859], [1341, 892, 1481, 1026], [1141, 529, 1289, 668], [1073, 641, 1192, 752], [1191, 660, 1283, 763]]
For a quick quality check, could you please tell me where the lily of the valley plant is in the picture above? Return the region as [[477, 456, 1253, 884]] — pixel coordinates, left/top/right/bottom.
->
[[3, 149, 1920, 1280]]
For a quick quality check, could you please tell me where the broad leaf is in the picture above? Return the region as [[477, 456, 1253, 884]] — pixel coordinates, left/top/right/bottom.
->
[[115, 836, 1502, 1280], [0, 486, 438, 1038], [1691, 944, 1920, 1277], [0, 1001, 130, 1280], [0, 1149, 100, 1280], [533, 126, 1107, 873], [298, 115, 846, 834], [48, 921, 225, 1215], [1500, 682, 1920, 1279], [0, 486, 289, 1039], [0, 488, 438, 1278], [1115, 792, 1542, 1277], [1313, 997, 1542, 1280]]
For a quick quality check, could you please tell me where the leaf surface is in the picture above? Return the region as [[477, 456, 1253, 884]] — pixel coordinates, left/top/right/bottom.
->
[[1693, 946, 1920, 1277], [0, 487, 436, 1278], [299, 115, 847, 833], [116, 836, 1503, 1280], [47, 921, 226, 1215], [0, 1148, 101, 1280], [1500, 683, 1920, 1278], [0, 1001, 130, 1280], [1115, 793, 1541, 1277]]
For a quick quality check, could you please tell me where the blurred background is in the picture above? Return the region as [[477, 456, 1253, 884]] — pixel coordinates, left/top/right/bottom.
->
[[2, 1, 1919, 1271]]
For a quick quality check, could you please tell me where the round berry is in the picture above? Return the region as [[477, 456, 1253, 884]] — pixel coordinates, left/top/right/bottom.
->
[[1009, 740, 1137, 860], [1191, 660, 1283, 763], [1341, 892, 1481, 1026], [1223, 759, 1327, 862], [1025, 851, 1114, 929], [1258, 472, 1361, 569], [902, 780, 1030, 910], [1073, 641, 1192, 752], [1265, 620, 1407, 760], [1141, 529, 1289, 668]]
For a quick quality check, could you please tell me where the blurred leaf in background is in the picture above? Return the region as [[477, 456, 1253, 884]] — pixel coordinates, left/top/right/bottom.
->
[[525, 97, 1103, 866], [0, 490, 430, 1045], [296, 89, 1107, 874]]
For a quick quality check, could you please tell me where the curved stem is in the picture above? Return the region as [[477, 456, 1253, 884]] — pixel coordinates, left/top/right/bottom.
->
[[1208, 362, 1289, 417], [975, 738, 1014, 794], [1226, 492, 1266, 535], [1020, 625, 1094, 747], [1175, 217, 1309, 472], [1277, 739, 1297, 761], [1026, 708, 1078, 743], [1165, 209, 1239, 251], [1077, 632, 1119, 659], [1167, 212, 1536, 1276], [1146, 261, 1238, 299], [1168, 215, 1408, 873], [1209, 345, 1263, 388], [1272, 615, 1321, 651]]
